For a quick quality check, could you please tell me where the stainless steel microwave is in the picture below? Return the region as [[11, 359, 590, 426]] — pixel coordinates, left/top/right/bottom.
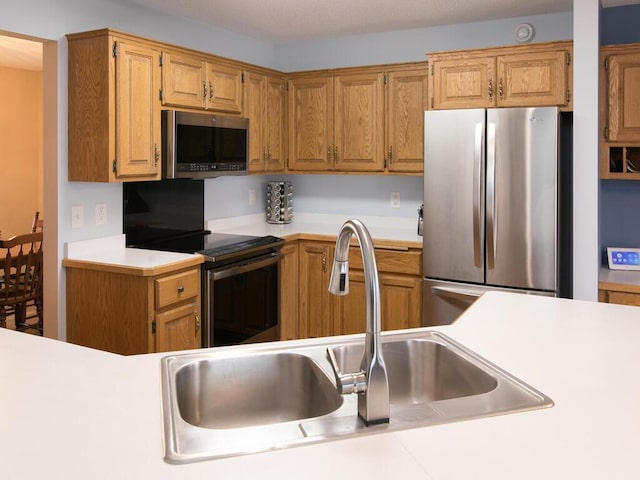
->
[[162, 110, 249, 179]]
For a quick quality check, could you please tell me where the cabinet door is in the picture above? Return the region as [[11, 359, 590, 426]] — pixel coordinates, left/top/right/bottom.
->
[[380, 274, 422, 331], [265, 75, 286, 172], [334, 72, 385, 171], [430, 57, 495, 109], [155, 301, 201, 352], [206, 62, 243, 114], [287, 77, 334, 171], [335, 272, 422, 335], [161, 52, 206, 109], [244, 72, 267, 172], [496, 50, 569, 107], [115, 41, 161, 179], [298, 242, 334, 338], [606, 52, 640, 142], [279, 242, 299, 340], [386, 69, 429, 173]]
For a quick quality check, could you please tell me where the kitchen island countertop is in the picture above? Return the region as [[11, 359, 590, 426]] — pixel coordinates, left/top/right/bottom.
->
[[1, 291, 639, 479]]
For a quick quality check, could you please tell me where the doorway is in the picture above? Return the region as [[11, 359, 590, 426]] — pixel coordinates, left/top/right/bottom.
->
[[0, 31, 58, 338]]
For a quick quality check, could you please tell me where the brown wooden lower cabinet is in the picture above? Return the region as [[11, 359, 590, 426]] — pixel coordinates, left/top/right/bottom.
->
[[295, 239, 422, 339], [599, 284, 640, 307], [66, 262, 202, 355]]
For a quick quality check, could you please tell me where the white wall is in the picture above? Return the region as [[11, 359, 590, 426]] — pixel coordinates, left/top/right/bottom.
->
[[572, 0, 600, 301]]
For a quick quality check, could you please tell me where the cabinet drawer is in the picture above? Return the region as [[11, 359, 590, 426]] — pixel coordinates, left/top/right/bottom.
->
[[155, 269, 200, 309], [348, 247, 422, 275]]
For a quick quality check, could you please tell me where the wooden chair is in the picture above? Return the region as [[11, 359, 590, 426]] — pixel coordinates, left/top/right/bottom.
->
[[0, 232, 43, 333], [31, 211, 43, 233]]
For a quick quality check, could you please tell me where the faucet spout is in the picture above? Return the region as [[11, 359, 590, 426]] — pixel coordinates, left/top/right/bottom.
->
[[327, 219, 390, 425]]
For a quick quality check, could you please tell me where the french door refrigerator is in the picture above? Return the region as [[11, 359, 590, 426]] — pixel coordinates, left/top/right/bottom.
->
[[423, 107, 572, 326]]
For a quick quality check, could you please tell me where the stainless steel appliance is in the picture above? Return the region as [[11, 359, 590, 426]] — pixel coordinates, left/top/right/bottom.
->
[[123, 180, 284, 347], [266, 181, 293, 224], [423, 107, 572, 326], [199, 234, 285, 347], [162, 109, 249, 179]]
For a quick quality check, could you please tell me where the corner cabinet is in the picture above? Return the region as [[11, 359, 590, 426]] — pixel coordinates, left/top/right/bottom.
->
[[67, 30, 162, 182], [64, 257, 203, 355], [244, 71, 286, 173], [428, 41, 573, 110], [287, 64, 428, 174], [600, 44, 640, 179]]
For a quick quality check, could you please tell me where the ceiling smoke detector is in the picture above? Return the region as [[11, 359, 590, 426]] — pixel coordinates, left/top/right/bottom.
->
[[513, 23, 535, 43]]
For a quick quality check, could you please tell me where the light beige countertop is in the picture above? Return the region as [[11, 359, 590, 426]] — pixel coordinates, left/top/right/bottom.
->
[[206, 213, 423, 248], [599, 265, 640, 289], [62, 234, 204, 275], [2, 292, 640, 479]]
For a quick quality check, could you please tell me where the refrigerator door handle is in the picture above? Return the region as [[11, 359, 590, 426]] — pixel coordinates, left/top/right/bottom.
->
[[486, 122, 497, 269], [473, 122, 484, 268], [431, 285, 483, 302]]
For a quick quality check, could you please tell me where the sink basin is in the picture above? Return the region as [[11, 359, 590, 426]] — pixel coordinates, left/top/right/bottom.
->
[[329, 339, 498, 405], [161, 331, 553, 464], [174, 352, 342, 429]]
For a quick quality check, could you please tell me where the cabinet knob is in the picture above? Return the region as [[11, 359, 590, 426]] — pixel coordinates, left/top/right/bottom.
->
[[177, 285, 185, 293]]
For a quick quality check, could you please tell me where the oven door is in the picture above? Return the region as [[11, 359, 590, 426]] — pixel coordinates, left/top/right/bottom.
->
[[202, 251, 281, 347]]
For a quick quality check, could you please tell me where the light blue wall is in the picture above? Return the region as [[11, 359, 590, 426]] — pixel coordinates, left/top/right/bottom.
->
[[274, 12, 573, 71]]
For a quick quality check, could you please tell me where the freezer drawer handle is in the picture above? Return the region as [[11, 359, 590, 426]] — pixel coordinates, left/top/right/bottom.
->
[[431, 285, 483, 303]]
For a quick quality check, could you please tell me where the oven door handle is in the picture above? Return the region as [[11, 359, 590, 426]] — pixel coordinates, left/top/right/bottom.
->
[[209, 251, 282, 281]]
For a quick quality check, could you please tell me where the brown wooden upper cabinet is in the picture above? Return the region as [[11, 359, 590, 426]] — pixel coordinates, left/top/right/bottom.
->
[[161, 51, 243, 114], [67, 30, 162, 182], [600, 44, 640, 179], [244, 71, 286, 173], [287, 64, 428, 174], [428, 41, 573, 110]]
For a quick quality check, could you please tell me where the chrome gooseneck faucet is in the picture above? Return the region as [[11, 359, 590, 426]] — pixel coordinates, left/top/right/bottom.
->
[[327, 219, 390, 425]]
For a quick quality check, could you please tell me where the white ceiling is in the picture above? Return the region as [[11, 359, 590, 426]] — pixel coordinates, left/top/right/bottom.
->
[[1, 0, 639, 70], [128, 0, 639, 43]]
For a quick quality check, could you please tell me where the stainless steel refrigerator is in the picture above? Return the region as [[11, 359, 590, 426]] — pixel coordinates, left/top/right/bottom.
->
[[423, 107, 572, 326]]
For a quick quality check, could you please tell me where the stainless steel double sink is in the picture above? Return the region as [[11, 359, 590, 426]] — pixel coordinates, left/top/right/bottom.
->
[[161, 330, 553, 464]]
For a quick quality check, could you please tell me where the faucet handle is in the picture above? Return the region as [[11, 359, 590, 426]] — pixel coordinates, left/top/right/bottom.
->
[[327, 347, 366, 394]]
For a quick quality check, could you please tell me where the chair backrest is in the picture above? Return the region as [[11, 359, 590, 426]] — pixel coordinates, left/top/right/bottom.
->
[[0, 232, 43, 307], [31, 211, 43, 233]]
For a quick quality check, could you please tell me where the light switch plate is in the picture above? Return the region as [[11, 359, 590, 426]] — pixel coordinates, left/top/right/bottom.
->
[[95, 203, 107, 225], [71, 205, 83, 229], [390, 192, 401, 208]]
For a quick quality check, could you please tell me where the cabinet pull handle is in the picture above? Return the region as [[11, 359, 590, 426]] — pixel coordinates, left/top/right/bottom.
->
[[488, 79, 493, 99], [327, 148, 331, 161], [267, 146, 271, 162], [154, 143, 160, 166], [334, 146, 338, 161], [388, 145, 393, 164], [195, 313, 200, 335], [177, 285, 184, 293], [264, 147, 268, 161], [202, 81, 207, 99], [498, 78, 504, 99], [322, 253, 327, 273], [209, 81, 213, 100]]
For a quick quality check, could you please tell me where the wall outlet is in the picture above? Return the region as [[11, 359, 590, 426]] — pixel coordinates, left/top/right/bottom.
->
[[95, 203, 107, 225], [249, 189, 256, 206], [71, 205, 83, 229], [390, 192, 401, 208]]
